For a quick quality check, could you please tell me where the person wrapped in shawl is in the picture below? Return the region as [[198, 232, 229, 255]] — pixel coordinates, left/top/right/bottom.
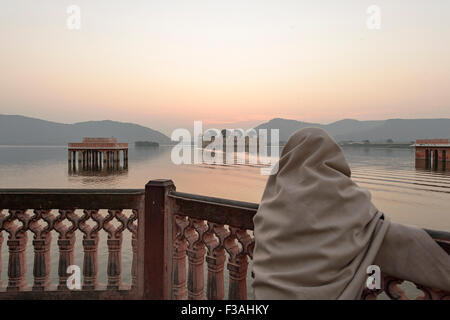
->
[[252, 127, 450, 299]]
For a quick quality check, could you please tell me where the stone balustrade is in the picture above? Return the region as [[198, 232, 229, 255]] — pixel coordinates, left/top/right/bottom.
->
[[0, 189, 143, 299], [0, 181, 449, 300]]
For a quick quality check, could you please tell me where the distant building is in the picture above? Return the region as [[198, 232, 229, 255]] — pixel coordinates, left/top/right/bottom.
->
[[68, 137, 128, 171], [414, 139, 450, 166]]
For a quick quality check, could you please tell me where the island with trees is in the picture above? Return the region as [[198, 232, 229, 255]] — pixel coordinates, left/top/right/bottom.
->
[[135, 141, 159, 147]]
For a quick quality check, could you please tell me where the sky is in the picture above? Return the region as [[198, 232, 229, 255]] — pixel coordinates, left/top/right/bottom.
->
[[1, 0, 450, 135]]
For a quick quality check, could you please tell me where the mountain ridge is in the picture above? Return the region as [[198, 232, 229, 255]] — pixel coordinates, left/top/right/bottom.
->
[[1, 114, 450, 145], [255, 117, 450, 143], [0, 114, 171, 145]]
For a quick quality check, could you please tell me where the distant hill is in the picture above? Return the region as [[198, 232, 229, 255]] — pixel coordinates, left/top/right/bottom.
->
[[0, 115, 171, 145], [3, 114, 450, 146], [255, 118, 450, 143]]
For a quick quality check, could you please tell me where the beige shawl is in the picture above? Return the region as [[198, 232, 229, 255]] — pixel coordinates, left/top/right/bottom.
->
[[252, 127, 450, 299]]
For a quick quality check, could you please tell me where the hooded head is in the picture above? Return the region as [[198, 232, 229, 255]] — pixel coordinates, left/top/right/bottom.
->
[[280, 127, 351, 177]]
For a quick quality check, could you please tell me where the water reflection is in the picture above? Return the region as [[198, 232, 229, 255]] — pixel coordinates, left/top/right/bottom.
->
[[415, 159, 448, 173], [68, 164, 128, 176]]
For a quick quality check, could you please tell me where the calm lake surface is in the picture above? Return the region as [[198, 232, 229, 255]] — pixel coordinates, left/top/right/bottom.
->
[[1, 145, 450, 291]]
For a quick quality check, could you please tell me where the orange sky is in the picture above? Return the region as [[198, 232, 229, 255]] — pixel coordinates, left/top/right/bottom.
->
[[1, 1, 450, 135]]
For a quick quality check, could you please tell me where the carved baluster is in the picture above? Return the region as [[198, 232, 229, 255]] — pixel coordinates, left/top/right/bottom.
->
[[7, 234, 27, 291], [417, 285, 450, 300], [361, 287, 380, 300], [234, 228, 252, 300], [378, 273, 450, 300], [361, 274, 450, 300], [186, 218, 207, 300], [173, 215, 189, 299], [383, 275, 411, 300], [0, 232, 2, 288], [29, 210, 55, 291], [79, 209, 103, 290], [104, 209, 126, 289], [82, 231, 97, 289], [106, 238, 122, 289], [127, 210, 138, 289], [224, 227, 251, 300], [203, 222, 228, 300], [247, 235, 255, 280], [55, 209, 77, 290], [0, 209, 5, 287], [246, 235, 255, 260], [3, 210, 30, 291], [0, 230, 2, 287]]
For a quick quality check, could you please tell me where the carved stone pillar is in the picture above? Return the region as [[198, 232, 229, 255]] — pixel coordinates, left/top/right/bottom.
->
[[173, 237, 187, 299], [32, 236, 51, 290], [7, 235, 27, 291], [227, 256, 248, 300], [54, 209, 76, 290], [204, 223, 228, 300], [29, 209, 54, 291], [107, 237, 122, 289], [187, 244, 205, 300], [3, 209, 29, 292], [224, 228, 251, 300], [131, 232, 137, 289], [79, 210, 102, 290], [82, 237, 99, 290], [126, 209, 138, 290], [0, 230, 3, 287], [206, 253, 226, 300], [185, 219, 207, 300], [57, 237, 75, 290], [103, 209, 126, 289]]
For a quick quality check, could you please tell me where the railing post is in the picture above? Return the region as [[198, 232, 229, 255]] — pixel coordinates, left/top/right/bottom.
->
[[143, 179, 176, 299]]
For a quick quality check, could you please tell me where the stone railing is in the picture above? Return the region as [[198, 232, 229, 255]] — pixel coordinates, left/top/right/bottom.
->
[[0, 180, 449, 299], [168, 190, 256, 300], [0, 189, 144, 299]]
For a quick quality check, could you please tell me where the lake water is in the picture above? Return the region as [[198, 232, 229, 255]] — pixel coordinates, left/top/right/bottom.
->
[[1, 145, 450, 292]]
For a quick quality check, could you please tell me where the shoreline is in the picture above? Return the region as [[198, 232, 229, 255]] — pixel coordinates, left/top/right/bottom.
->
[[339, 143, 413, 149]]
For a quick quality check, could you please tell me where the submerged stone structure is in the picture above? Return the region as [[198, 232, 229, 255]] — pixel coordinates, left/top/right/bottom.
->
[[68, 137, 128, 170], [414, 139, 450, 169]]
